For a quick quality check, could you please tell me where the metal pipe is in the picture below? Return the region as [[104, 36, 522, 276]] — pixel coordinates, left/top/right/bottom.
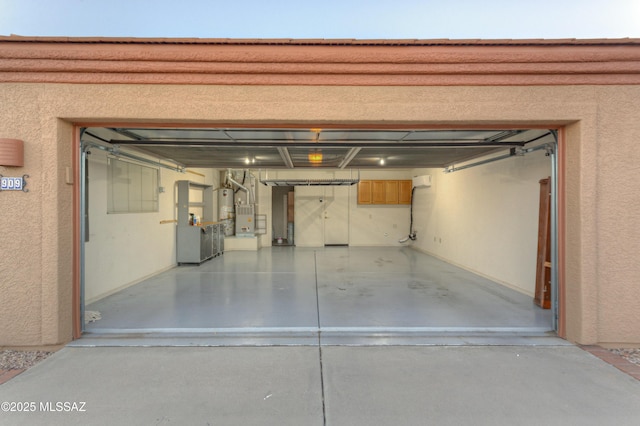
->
[[246, 170, 257, 205], [226, 170, 246, 192], [227, 169, 255, 204]]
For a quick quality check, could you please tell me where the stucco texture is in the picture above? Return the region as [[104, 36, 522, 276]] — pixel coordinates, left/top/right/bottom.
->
[[0, 82, 639, 345]]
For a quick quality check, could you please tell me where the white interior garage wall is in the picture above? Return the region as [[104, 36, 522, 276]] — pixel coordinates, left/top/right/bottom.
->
[[259, 169, 413, 247], [85, 149, 218, 303], [350, 169, 415, 246], [410, 150, 551, 296]]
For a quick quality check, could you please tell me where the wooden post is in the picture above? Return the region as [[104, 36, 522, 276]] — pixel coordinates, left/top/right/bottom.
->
[[534, 177, 552, 309]]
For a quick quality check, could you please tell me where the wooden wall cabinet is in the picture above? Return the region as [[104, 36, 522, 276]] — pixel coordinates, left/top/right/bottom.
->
[[385, 181, 398, 204], [357, 180, 372, 204], [371, 180, 386, 204], [358, 180, 412, 205], [398, 180, 412, 204]]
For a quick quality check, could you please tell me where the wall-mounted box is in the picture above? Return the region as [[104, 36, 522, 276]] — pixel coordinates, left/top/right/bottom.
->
[[412, 175, 432, 188], [0, 138, 24, 167]]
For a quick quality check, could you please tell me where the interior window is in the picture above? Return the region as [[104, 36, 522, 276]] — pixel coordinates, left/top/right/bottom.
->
[[107, 157, 159, 213]]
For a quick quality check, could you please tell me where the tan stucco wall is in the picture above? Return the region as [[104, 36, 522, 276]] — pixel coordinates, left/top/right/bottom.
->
[[1, 82, 639, 345], [592, 89, 640, 344]]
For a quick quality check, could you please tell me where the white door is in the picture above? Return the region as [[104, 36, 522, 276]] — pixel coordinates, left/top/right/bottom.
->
[[323, 186, 349, 245], [294, 186, 324, 247]]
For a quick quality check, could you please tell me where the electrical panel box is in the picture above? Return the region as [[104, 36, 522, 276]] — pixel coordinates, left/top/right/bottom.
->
[[412, 175, 432, 188]]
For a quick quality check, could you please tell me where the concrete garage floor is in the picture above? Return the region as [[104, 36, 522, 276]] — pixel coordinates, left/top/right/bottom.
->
[[7, 248, 640, 424], [83, 247, 552, 345]]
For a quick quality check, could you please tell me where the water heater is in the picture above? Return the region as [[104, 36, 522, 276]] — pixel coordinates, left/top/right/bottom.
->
[[218, 188, 235, 236]]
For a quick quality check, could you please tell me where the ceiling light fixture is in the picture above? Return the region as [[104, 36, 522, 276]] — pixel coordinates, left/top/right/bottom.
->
[[379, 158, 386, 166], [308, 151, 323, 164]]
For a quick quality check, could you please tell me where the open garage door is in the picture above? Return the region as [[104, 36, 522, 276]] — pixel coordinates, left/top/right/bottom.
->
[[77, 125, 558, 343]]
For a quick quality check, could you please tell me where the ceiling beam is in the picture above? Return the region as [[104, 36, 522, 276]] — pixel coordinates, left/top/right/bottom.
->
[[338, 147, 362, 169], [277, 147, 294, 168]]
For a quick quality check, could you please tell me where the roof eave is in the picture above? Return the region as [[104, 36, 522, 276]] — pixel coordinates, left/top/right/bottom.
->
[[1, 35, 640, 47]]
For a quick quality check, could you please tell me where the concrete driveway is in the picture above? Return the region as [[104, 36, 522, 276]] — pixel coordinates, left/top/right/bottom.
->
[[1, 344, 640, 425]]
